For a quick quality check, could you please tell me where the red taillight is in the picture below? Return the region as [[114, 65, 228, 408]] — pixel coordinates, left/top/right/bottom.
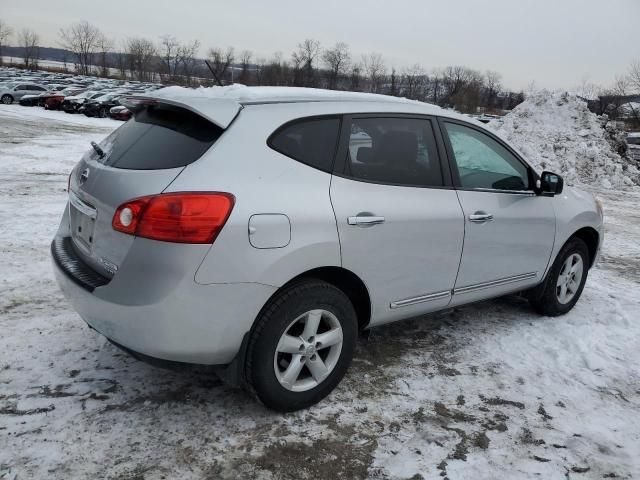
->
[[112, 192, 235, 244]]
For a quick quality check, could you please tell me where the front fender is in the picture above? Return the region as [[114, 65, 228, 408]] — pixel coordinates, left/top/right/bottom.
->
[[544, 187, 603, 276]]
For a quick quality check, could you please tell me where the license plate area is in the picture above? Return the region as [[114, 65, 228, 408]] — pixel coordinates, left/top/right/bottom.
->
[[69, 191, 97, 253]]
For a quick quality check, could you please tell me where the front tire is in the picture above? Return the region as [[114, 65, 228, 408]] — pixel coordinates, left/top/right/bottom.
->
[[529, 237, 589, 316], [1, 94, 13, 105], [245, 279, 357, 412]]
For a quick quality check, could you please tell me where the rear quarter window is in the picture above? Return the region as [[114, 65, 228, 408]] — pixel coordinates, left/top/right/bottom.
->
[[269, 117, 341, 172], [98, 104, 223, 170]]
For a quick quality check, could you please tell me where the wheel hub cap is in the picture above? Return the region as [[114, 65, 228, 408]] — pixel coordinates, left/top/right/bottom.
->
[[274, 309, 343, 392], [556, 253, 584, 304]]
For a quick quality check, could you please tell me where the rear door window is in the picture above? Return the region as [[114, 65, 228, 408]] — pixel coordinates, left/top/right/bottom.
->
[[97, 104, 223, 170], [343, 117, 443, 187], [269, 117, 341, 172]]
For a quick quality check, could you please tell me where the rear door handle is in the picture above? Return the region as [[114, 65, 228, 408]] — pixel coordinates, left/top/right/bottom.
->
[[347, 215, 385, 226], [468, 212, 494, 223]]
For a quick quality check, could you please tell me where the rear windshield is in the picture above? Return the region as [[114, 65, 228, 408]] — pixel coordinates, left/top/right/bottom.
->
[[98, 104, 223, 170]]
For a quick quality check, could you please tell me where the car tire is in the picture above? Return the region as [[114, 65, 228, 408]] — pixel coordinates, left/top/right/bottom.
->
[[1, 94, 13, 105], [99, 107, 107, 118], [245, 279, 357, 412], [529, 237, 589, 316]]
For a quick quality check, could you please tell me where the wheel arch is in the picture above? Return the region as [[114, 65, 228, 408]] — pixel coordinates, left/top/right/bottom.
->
[[568, 226, 600, 268], [255, 266, 372, 333]]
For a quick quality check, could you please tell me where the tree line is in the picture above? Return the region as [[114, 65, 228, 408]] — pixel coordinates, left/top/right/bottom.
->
[[0, 19, 524, 113], [1, 18, 638, 117]]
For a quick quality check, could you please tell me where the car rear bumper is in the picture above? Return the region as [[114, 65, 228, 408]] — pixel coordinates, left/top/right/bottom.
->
[[51, 234, 277, 365]]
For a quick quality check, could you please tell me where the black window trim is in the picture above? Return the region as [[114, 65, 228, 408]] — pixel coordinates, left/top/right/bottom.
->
[[436, 117, 539, 195], [267, 114, 343, 174], [331, 113, 454, 190]]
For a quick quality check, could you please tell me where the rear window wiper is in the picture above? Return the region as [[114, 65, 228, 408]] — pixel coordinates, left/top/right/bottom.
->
[[90, 141, 105, 158]]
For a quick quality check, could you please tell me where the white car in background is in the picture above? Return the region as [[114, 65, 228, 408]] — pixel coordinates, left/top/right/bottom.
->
[[0, 82, 48, 104]]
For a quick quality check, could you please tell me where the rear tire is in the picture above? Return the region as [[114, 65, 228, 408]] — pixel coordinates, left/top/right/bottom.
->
[[245, 279, 357, 412], [1, 94, 13, 105], [529, 237, 589, 316]]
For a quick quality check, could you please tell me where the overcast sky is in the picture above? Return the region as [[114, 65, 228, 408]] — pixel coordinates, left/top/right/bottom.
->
[[2, 0, 638, 91]]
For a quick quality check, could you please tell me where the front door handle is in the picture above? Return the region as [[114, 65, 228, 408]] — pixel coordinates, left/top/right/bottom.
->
[[468, 211, 494, 223], [347, 215, 385, 226]]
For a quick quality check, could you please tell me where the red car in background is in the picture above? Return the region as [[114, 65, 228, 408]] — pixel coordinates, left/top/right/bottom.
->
[[109, 105, 132, 121], [43, 88, 85, 110]]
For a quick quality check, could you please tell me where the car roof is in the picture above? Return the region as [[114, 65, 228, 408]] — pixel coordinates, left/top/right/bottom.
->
[[152, 85, 440, 108], [138, 85, 466, 128]]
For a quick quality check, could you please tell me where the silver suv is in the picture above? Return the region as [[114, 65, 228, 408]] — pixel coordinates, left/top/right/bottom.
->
[[52, 87, 604, 411]]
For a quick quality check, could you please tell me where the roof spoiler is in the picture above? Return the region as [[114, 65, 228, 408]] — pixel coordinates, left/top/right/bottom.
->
[[120, 95, 242, 129]]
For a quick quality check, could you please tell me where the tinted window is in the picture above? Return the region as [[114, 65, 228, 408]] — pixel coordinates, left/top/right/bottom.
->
[[270, 118, 341, 172], [344, 117, 443, 187], [97, 104, 223, 170], [444, 122, 529, 191]]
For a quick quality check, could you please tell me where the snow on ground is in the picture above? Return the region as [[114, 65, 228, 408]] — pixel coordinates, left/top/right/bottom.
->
[[1, 105, 639, 480], [489, 92, 639, 189]]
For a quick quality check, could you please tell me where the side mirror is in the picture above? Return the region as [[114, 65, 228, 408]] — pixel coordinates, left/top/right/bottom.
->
[[537, 171, 563, 195]]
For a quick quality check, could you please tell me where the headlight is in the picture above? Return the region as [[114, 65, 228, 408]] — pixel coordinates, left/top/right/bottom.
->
[[595, 197, 604, 219]]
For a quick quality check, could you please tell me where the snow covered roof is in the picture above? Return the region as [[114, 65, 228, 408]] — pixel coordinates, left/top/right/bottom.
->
[[152, 84, 434, 106], [135, 84, 442, 128]]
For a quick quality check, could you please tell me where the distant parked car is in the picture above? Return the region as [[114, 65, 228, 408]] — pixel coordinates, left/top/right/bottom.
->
[[109, 105, 132, 121], [82, 94, 124, 118], [628, 133, 640, 162], [19, 93, 44, 107], [62, 91, 103, 113], [0, 82, 48, 104], [43, 88, 85, 110]]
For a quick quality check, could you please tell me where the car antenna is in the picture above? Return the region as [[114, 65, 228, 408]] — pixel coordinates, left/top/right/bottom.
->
[[90, 141, 105, 158], [204, 60, 223, 87]]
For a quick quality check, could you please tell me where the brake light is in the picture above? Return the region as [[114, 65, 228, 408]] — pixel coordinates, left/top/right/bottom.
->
[[112, 192, 235, 243]]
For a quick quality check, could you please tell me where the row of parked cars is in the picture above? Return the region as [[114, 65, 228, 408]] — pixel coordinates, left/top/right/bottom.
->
[[0, 67, 164, 121]]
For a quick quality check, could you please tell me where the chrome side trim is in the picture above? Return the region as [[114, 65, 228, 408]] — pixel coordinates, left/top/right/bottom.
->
[[454, 272, 537, 295], [390, 290, 451, 309], [472, 188, 536, 196], [68, 190, 97, 219]]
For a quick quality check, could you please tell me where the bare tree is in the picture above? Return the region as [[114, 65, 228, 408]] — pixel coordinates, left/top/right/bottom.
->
[[207, 46, 234, 85], [292, 39, 321, 87], [0, 20, 13, 66], [362, 52, 385, 93], [349, 63, 363, 91], [59, 21, 103, 75], [177, 40, 200, 86], [238, 49, 253, 85], [159, 34, 180, 82], [96, 34, 113, 77], [322, 42, 350, 90], [484, 70, 502, 110], [19, 28, 39, 69], [629, 60, 640, 93], [126, 37, 157, 82], [401, 64, 426, 100]]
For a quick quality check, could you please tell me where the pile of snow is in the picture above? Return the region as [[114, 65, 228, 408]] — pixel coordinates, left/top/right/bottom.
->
[[489, 92, 639, 188]]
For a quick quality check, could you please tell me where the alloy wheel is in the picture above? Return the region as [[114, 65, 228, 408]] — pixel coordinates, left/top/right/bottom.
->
[[556, 253, 584, 304], [273, 309, 343, 392]]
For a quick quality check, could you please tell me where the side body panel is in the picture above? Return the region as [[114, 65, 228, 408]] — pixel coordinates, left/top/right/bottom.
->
[[169, 105, 343, 287], [330, 176, 464, 326], [450, 190, 556, 305]]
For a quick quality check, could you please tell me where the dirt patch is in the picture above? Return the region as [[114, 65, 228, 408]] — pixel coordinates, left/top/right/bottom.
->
[[251, 438, 377, 480]]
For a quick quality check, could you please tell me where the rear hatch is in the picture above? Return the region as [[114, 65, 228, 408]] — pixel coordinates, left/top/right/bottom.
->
[[67, 98, 240, 278]]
